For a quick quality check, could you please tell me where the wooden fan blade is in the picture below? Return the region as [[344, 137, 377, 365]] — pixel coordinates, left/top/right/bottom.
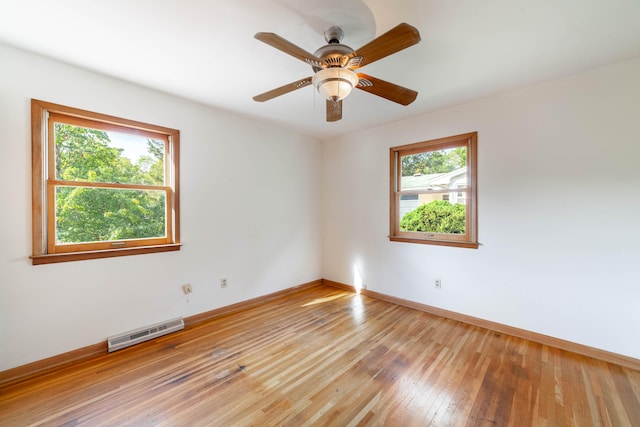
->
[[254, 32, 325, 68], [326, 99, 342, 122], [349, 23, 420, 69], [253, 77, 313, 102], [356, 73, 418, 105]]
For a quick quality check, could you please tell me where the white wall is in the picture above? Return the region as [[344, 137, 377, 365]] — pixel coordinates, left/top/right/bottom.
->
[[0, 44, 322, 371], [321, 56, 640, 359]]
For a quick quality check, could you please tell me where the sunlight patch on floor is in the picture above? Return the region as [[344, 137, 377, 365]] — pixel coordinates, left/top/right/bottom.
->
[[301, 294, 344, 307]]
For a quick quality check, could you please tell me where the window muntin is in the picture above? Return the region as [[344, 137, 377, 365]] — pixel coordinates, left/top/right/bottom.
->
[[390, 132, 478, 248], [31, 99, 180, 264]]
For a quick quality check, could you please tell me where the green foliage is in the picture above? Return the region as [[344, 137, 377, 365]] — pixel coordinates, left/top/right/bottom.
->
[[135, 139, 165, 185], [54, 123, 166, 244], [402, 147, 467, 176], [146, 139, 165, 160], [400, 200, 466, 234], [55, 124, 121, 182], [56, 188, 166, 243]]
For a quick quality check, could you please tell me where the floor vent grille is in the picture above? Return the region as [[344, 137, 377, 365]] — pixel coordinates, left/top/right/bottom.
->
[[107, 317, 184, 352]]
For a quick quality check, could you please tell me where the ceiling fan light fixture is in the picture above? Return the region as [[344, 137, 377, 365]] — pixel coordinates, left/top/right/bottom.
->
[[312, 67, 359, 101]]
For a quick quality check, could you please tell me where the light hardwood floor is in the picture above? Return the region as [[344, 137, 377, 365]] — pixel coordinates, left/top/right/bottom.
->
[[1, 285, 639, 426]]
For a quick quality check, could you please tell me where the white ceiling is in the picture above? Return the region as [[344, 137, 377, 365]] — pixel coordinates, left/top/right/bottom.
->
[[2, 0, 640, 138]]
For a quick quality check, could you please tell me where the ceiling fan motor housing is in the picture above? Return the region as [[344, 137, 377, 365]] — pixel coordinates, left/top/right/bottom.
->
[[312, 43, 355, 72]]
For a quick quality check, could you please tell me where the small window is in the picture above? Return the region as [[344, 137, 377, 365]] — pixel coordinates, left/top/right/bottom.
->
[[31, 100, 181, 264], [389, 132, 478, 248]]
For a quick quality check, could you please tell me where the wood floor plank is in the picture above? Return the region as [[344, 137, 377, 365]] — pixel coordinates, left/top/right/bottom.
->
[[1, 285, 639, 426]]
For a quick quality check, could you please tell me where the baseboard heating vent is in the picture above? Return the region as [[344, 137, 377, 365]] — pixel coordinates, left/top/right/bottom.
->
[[107, 317, 184, 353]]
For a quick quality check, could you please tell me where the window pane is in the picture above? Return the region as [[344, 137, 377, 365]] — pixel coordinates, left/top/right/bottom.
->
[[54, 122, 165, 185], [55, 186, 166, 244], [400, 147, 467, 191], [399, 146, 468, 235], [399, 197, 466, 234]]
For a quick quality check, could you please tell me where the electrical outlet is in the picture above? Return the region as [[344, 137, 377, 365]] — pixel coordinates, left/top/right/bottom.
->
[[182, 284, 192, 295], [435, 279, 442, 289], [220, 278, 227, 288]]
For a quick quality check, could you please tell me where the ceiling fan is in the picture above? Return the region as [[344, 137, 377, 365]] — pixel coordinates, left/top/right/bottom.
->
[[253, 23, 421, 122]]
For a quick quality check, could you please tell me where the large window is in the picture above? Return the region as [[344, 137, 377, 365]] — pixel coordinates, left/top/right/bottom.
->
[[390, 132, 478, 248], [31, 100, 181, 264]]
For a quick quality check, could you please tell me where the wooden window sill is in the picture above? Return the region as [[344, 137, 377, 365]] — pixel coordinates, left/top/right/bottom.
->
[[30, 244, 182, 265], [389, 236, 479, 249]]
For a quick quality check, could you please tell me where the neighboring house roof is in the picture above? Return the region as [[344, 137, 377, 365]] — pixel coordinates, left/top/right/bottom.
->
[[401, 167, 467, 190], [401, 173, 443, 190]]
